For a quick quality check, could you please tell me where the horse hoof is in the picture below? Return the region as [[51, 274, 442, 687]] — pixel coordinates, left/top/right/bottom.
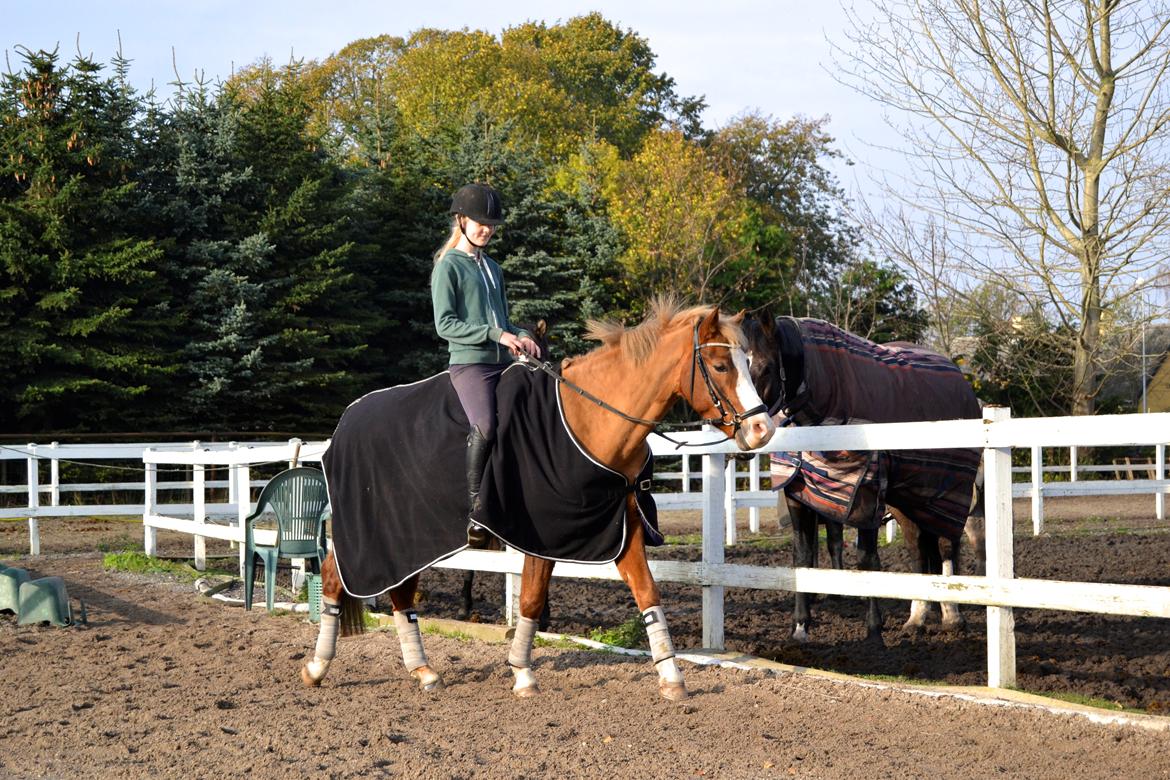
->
[[791, 626, 810, 644], [511, 665, 539, 696], [659, 682, 689, 701], [941, 617, 967, 634], [300, 666, 323, 688], [411, 666, 444, 692], [513, 683, 540, 698]]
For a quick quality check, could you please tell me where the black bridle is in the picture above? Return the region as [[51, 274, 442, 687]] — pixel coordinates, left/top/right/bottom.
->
[[686, 318, 768, 432], [520, 318, 767, 448]]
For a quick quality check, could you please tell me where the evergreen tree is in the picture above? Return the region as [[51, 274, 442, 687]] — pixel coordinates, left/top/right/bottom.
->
[[0, 49, 165, 432], [150, 67, 376, 432]]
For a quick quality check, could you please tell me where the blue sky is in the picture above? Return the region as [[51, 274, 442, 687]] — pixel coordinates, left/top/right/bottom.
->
[[6, 1, 897, 193]]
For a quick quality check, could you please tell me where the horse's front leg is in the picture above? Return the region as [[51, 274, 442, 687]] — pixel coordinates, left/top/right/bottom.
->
[[613, 512, 687, 701], [788, 497, 818, 643], [508, 555, 554, 697], [856, 527, 884, 643]]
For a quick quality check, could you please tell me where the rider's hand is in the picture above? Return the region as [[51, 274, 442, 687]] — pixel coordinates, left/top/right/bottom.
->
[[500, 332, 539, 359], [516, 336, 541, 359]]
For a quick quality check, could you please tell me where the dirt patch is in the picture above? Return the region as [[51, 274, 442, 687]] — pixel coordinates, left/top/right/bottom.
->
[[1, 496, 1169, 779]]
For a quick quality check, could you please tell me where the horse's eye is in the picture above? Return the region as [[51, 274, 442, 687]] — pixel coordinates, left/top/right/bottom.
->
[[713, 362, 730, 373]]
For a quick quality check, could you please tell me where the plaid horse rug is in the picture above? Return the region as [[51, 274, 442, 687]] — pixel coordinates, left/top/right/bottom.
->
[[770, 318, 982, 541], [322, 363, 659, 598]]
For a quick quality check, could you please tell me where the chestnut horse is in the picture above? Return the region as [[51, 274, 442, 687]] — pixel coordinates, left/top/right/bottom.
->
[[301, 300, 775, 700]]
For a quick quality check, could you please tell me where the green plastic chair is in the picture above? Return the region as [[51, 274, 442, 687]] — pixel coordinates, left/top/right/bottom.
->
[[243, 467, 330, 612]]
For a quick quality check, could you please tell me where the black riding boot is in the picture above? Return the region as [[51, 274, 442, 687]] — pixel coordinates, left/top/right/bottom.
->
[[466, 426, 492, 548]]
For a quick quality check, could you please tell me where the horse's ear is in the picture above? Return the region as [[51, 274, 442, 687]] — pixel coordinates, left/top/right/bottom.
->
[[730, 309, 746, 325], [534, 319, 547, 339], [697, 307, 721, 340], [756, 306, 777, 341]]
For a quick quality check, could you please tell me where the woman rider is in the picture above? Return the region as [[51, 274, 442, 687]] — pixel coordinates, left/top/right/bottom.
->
[[431, 183, 542, 548]]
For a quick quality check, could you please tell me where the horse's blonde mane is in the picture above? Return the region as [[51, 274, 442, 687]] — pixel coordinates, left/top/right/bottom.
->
[[584, 296, 744, 364]]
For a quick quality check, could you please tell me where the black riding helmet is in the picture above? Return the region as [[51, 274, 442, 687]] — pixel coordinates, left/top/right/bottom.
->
[[449, 183, 504, 226]]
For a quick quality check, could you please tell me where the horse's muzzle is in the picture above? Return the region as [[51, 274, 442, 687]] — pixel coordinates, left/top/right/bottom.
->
[[733, 411, 776, 451]]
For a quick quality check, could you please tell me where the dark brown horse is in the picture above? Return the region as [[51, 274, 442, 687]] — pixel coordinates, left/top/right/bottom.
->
[[302, 300, 775, 700], [743, 313, 982, 642]]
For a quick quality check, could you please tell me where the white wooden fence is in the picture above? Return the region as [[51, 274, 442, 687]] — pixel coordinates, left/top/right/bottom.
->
[[435, 408, 1170, 689], [0, 439, 315, 555], [3, 413, 1169, 689], [139, 441, 327, 573]]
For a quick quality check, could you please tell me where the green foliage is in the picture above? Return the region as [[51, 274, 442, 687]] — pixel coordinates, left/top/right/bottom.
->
[[588, 612, 646, 648], [102, 551, 198, 578], [0, 16, 884, 435], [0, 49, 168, 432], [828, 258, 930, 343], [963, 286, 1074, 415]]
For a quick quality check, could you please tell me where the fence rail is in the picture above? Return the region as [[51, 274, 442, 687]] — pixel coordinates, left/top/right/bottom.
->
[[0, 440, 319, 555]]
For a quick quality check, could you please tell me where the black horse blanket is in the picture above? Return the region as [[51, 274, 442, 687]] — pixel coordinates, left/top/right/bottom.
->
[[769, 318, 982, 541], [322, 363, 659, 598]]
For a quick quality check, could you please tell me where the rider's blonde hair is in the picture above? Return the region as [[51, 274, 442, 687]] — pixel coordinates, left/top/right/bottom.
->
[[433, 217, 463, 264]]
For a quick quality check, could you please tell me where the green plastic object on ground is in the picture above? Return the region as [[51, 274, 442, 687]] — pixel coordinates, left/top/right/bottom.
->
[[0, 566, 31, 614], [17, 576, 73, 626]]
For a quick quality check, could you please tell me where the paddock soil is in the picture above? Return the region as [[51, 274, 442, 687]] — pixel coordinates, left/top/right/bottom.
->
[[1, 494, 1168, 779]]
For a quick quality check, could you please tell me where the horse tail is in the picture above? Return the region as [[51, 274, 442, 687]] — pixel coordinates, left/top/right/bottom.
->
[[338, 593, 367, 637]]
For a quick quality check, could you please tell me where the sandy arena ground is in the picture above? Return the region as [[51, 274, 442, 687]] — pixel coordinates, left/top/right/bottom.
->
[[1, 494, 1168, 779]]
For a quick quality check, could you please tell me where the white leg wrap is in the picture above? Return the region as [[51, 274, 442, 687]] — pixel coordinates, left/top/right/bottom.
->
[[313, 600, 340, 661], [507, 616, 540, 669], [394, 610, 428, 671], [644, 606, 685, 691], [511, 665, 539, 694], [642, 606, 676, 664]]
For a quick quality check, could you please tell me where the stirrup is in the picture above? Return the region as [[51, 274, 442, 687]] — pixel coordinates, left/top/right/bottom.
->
[[467, 521, 490, 549]]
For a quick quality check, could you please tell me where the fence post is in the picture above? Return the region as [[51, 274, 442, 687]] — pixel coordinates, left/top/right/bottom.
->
[[1157, 443, 1166, 521], [1069, 445, 1078, 482], [143, 452, 157, 556], [702, 446, 727, 649], [1030, 445, 1043, 536], [227, 443, 238, 504], [48, 441, 60, 507], [681, 454, 691, 493], [26, 444, 39, 556], [983, 406, 1016, 688], [236, 462, 252, 577], [723, 458, 737, 546], [506, 564, 520, 628], [748, 455, 761, 533], [193, 463, 206, 571]]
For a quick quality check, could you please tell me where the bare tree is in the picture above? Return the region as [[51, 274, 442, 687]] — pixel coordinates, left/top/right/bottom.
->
[[838, 0, 1170, 414]]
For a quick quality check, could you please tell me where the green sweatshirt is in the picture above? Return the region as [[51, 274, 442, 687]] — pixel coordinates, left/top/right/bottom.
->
[[431, 248, 531, 365]]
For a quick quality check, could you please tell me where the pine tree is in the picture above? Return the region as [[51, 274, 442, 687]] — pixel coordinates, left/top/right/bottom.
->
[[0, 49, 165, 433], [155, 66, 375, 432]]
